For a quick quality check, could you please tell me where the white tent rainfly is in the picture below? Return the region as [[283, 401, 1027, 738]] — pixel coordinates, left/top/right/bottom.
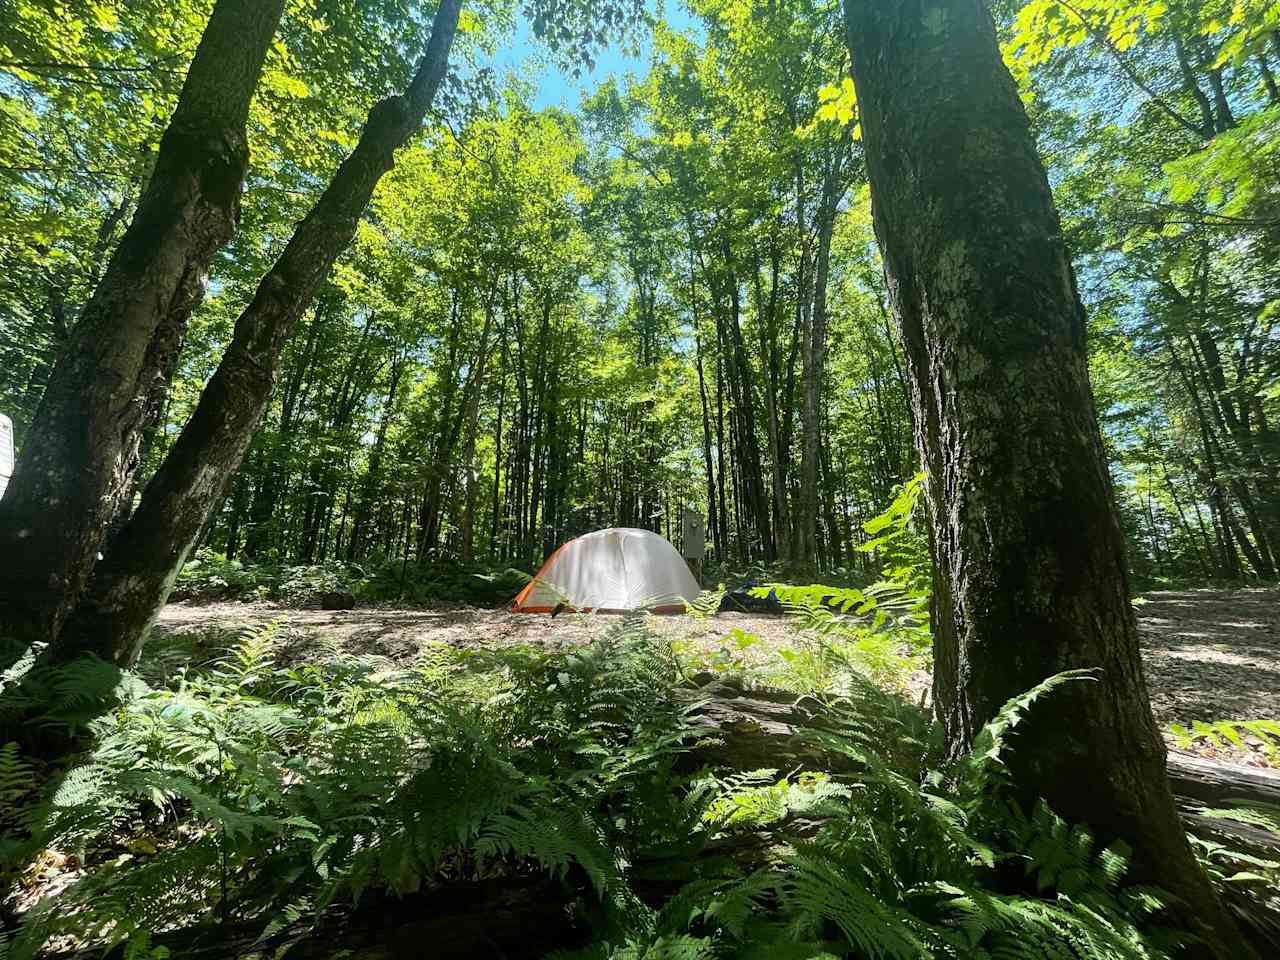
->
[[513, 527, 700, 614], [0, 413, 13, 499]]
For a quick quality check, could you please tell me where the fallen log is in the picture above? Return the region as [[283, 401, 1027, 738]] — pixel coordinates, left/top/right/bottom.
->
[[1166, 753, 1280, 863], [682, 681, 1280, 851], [1166, 752, 1280, 811]]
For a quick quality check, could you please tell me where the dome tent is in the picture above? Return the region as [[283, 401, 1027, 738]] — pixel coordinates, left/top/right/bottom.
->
[[512, 528, 700, 614], [0, 412, 13, 499]]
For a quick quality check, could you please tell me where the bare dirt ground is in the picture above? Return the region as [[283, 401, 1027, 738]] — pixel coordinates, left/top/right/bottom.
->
[[154, 586, 1279, 763], [1133, 588, 1280, 764], [153, 601, 800, 663]]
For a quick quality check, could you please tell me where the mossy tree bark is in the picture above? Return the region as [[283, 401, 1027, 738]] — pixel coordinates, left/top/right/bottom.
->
[[54, 0, 463, 666], [0, 0, 285, 644], [841, 2, 1249, 955]]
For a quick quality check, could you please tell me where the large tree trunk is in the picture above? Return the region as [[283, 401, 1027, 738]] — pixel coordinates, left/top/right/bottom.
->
[[0, 0, 285, 644], [53, 0, 463, 666], [841, 1, 1248, 955]]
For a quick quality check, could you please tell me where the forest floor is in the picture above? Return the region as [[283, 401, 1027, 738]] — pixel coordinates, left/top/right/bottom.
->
[[154, 585, 1280, 767]]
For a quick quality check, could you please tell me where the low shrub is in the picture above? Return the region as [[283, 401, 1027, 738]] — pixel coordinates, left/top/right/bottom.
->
[[173, 550, 531, 607]]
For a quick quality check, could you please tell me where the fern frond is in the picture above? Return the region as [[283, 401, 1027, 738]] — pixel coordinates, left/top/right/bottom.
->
[[215, 617, 288, 690], [780, 844, 929, 960], [0, 741, 34, 811], [1168, 718, 1280, 764], [960, 669, 1099, 801]]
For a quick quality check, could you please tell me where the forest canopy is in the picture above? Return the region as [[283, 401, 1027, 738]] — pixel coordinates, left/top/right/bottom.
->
[[1, 0, 1275, 588], [1, 0, 1279, 958]]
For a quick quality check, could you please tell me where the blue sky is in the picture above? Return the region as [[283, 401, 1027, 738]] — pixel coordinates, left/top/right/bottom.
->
[[486, 0, 699, 110]]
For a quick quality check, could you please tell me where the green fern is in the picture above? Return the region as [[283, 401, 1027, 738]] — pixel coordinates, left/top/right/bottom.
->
[[688, 588, 728, 621], [1, 623, 1223, 960], [214, 617, 288, 690], [549, 934, 721, 960], [781, 842, 931, 959], [1168, 718, 1280, 764], [749, 583, 928, 692], [0, 740, 37, 871], [701, 770, 849, 832], [8, 624, 706, 959], [959, 669, 1099, 802], [0, 652, 142, 734], [857, 471, 932, 620], [0, 741, 33, 812], [1189, 801, 1280, 905]]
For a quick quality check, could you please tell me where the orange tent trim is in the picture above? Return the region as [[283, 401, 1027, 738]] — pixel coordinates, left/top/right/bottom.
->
[[512, 540, 572, 609]]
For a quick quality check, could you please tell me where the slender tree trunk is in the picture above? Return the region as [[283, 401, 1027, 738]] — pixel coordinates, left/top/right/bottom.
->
[[460, 297, 496, 564], [842, 2, 1246, 954], [819, 433, 843, 569], [0, 0, 285, 643], [695, 334, 720, 565], [222, 468, 252, 561], [490, 374, 505, 559], [349, 352, 405, 561], [1192, 37, 1236, 132], [245, 307, 326, 557], [721, 246, 773, 559], [1164, 467, 1212, 577], [417, 292, 467, 560], [54, 0, 463, 664], [714, 340, 730, 562], [1171, 335, 1273, 579], [1183, 471, 1225, 576], [1259, 53, 1279, 103], [1178, 284, 1280, 573], [797, 144, 847, 571], [755, 243, 791, 561], [1172, 29, 1217, 139]]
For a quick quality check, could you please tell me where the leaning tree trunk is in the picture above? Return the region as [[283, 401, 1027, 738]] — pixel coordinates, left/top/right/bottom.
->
[[53, 0, 463, 666], [0, 0, 285, 644], [841, 2, 1248, 955]]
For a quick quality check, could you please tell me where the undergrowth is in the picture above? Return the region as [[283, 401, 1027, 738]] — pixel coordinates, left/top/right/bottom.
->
[[673, 474, 933, 699], [174, 549, 530, 605], [1, 604, 1275, 958], [0, 617, 696, 958]]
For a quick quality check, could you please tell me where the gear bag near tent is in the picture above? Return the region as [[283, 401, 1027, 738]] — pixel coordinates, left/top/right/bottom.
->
[[512, 528, 700, 614]]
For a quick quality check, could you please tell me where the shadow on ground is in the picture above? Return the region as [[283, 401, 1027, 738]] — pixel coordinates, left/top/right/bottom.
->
[[155, 586, 1280, 760], [1135, 588, 1280, 730]]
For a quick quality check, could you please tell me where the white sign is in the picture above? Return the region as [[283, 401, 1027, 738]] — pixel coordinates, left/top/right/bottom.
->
[[680, 508, 705, 560], [0, 413, 13, 499]]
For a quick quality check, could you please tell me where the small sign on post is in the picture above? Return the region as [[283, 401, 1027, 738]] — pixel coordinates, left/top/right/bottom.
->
[[680, 507, 705, 586], [680, 507, 705, 560], [0, 413, 13, 499]]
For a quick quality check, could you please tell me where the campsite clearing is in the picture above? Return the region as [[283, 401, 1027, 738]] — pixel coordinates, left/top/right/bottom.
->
[[154, 586, 1280, 766]]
